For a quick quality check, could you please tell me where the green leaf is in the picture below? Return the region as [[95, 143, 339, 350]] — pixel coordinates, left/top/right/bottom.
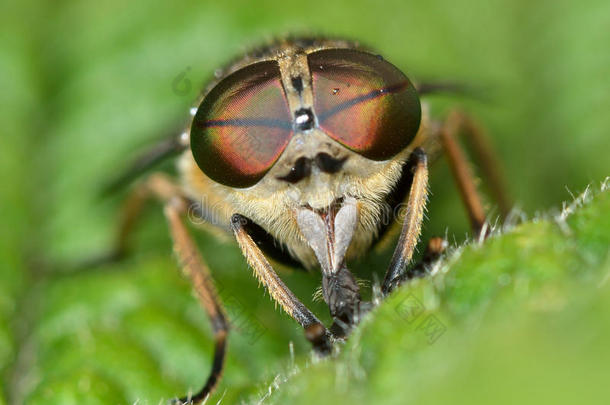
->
[[265, 185, 610, 405]]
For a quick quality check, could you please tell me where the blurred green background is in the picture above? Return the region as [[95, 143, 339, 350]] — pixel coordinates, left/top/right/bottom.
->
[[1, 0, 609, 404]]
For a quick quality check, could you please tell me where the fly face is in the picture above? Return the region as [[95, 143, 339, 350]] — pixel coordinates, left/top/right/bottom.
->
[[187, 40, 422, 271], [183, 39, 424, 335]]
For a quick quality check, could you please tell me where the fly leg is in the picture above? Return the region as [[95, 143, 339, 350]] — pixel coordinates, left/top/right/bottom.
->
[[99, 173, 228, 404], [382, 148, 429, 295], [231, 214, 332, 354], [403, 236, 448, 279], [439, 110, 512, 237], [66, 134, 186, 271], [382, 110, 511, 291], [165, 199, 228, 405]]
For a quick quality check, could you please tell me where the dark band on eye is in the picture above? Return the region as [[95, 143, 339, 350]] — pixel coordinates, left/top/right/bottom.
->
[[317, 81, 409, 122], [308, 48, 420, 161], [190, 60, 294, 188], [199, 118, 293, 130]]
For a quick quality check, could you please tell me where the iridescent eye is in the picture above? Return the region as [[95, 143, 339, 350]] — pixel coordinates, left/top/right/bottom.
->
[[190, 61, 293, 188], [309, 49, 421, 161]]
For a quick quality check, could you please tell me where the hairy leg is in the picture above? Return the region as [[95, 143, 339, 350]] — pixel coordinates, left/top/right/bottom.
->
[[231, 213, 332, 354], [382, 148, 429, 294], [439, 110, 512, 236], [102, 173, 228, 404]]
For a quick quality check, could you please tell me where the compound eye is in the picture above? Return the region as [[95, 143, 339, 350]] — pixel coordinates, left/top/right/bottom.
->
[[309, 49, 421, 161], [191, 61, 293, 188]]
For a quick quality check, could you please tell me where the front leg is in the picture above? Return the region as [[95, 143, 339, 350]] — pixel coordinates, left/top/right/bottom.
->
[[230, 214, 332, 354], [382, 148, 429, 294]]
